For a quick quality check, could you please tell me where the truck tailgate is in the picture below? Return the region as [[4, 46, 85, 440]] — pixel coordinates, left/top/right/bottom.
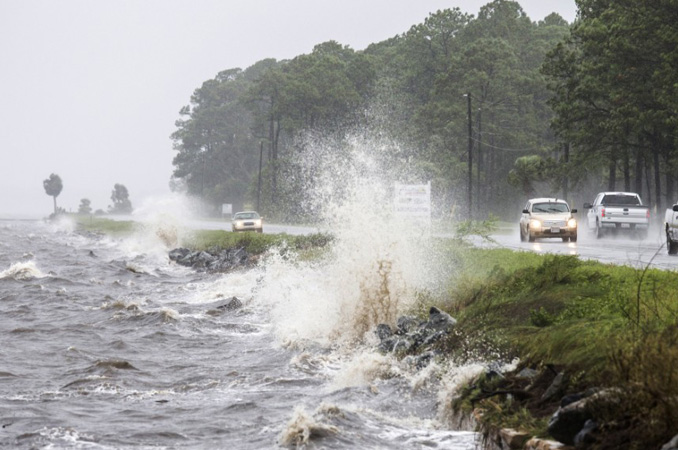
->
[[604, 206, 649, 223]]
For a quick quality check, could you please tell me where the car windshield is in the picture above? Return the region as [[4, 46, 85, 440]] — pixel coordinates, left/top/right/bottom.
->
[[601, 195, 640, 206], [532, 202, 569, 213], [234, 212, 259, 220]]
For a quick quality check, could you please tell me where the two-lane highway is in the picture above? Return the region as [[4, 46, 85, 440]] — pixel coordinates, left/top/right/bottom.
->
[[478, 225, 675, 270]]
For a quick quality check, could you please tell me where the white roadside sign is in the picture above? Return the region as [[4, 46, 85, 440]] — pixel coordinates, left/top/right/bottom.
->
[[394, 181, 431, 225]]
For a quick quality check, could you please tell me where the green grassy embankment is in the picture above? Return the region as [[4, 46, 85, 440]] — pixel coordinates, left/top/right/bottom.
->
[[428, 241, 678, 448], [181, 229, 333, 258], [72, 215, 138, 234], [71, 215, 332, 258]]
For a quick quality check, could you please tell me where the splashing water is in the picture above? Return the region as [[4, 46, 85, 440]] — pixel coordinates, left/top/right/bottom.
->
[[0, 261, 48, 280], [257, 131, 440, 345], [116, 194, 204, 262]]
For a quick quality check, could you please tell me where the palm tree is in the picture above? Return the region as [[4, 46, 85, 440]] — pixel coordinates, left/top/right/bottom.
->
[[43, 173, 63, 215]]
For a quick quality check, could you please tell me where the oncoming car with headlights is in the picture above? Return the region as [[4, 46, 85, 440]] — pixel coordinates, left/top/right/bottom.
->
[[231, 211, 263, 233], [520, 198, 578, 242]]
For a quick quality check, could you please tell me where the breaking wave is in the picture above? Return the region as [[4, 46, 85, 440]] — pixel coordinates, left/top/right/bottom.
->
[[0, 261, 48, 280], [256, 131, 439, 346]]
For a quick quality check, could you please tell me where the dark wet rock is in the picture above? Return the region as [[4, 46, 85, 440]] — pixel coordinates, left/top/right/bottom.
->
[[561, 387, 599, 408], [404, 351, 435, 369], [378, 336, 412, 353], [548, 389, 617, 446], [547, 397, 593, 446], [375, 324, 393, 341], [574, 419, 599, 446], [375, 307, 457, 363], [396, 316, 419, 334], [542, 371, 566, 401], [217, 296, 243, 311], [169, 247, 254, 273], [425, 306, 457, 333], [169, 248, 190, 261]]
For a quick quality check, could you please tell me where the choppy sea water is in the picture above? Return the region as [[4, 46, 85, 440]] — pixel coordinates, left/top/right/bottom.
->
[[0, 218, 480, 449]]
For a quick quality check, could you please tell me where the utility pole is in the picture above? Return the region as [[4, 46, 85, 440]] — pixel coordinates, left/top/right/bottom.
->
[[466, 92, 473, 218], [476, 107, 482, 216], [257, 141, 263, 211]]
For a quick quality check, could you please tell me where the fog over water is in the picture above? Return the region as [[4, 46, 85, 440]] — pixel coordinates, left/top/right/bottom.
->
[[0, 0, 576, 218]]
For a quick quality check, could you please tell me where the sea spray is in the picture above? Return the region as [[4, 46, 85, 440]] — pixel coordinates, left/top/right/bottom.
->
[[0, 261, 48, 280], [256, 130, 437, 345], [279, 405, 340, 446], [118, 194, 203, 263]]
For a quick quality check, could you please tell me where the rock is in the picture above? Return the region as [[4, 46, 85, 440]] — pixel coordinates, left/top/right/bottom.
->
[[378, 336, 412, 353], [500, 428, 530, 449], [542, 372, 566, 401], [574, 419, 598, 446], [426, 306, 457, 333], [413, 351, 434, 369], [168, 247, 253, 273], [560, 387, 599, 408], [375, 324, 393, 341], [217, 296, 243, 311], [403, 351, 435, 369], [169, 247, 191, 261], [396, 316, 419, 334], [547, 396, 593, 446]]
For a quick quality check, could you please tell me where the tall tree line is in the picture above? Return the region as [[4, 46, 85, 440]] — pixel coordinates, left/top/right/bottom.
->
[[542, 0, 678, 213], [171, 0, 578, 219]]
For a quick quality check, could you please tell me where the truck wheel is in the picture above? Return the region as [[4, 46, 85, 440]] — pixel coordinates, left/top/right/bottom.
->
[[561, 237, 569, 242], [571, 234, 577, 243], [527, 229, 535, 242], [520, 226, 526, 242], [595, 221, 604, 239], [668, 232, 678, 255]]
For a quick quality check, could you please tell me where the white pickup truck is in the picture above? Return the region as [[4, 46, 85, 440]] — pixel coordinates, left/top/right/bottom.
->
[[664, 204, 678, 254], [583, 192, 650, 239]]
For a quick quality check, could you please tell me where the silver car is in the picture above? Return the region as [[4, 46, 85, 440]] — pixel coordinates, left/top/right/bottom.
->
[[520, 198, 577, 242], [231, 211, 263, 233]]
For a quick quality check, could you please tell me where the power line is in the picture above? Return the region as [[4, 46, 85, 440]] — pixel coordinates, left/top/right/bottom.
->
[[470, 135, 543, 153]]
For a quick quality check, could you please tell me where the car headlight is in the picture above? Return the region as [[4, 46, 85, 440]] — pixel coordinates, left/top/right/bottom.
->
[[567, 218, 577, 228], [529, 219, 541, 229]]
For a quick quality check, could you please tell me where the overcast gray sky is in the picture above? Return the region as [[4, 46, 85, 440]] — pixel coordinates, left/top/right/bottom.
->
[[0, 0, 576, 218]]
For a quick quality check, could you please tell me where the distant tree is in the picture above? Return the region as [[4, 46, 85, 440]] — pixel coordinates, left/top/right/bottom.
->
[[78, 198, 92, 214], [507, 155, 547, 197], [43, 173, 63, 215], [109, 184, 133, 214]]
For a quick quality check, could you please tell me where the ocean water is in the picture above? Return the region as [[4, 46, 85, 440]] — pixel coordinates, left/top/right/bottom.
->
[[0, 217, 481, 449]]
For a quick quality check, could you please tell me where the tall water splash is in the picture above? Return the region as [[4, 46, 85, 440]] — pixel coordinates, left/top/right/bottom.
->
[[118, 194, 203, 261], [258, 130, 439, 346]]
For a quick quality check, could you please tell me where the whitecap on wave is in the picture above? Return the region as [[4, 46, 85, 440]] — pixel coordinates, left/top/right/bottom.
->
[[0, 261, 48, 280]]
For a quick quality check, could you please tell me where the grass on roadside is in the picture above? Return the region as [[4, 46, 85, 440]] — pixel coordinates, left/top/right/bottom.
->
[[426, 246, 678, 446], [70, 214, 333, 257], [181, 229, 333, 256], [71, 215, 137, 235]]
